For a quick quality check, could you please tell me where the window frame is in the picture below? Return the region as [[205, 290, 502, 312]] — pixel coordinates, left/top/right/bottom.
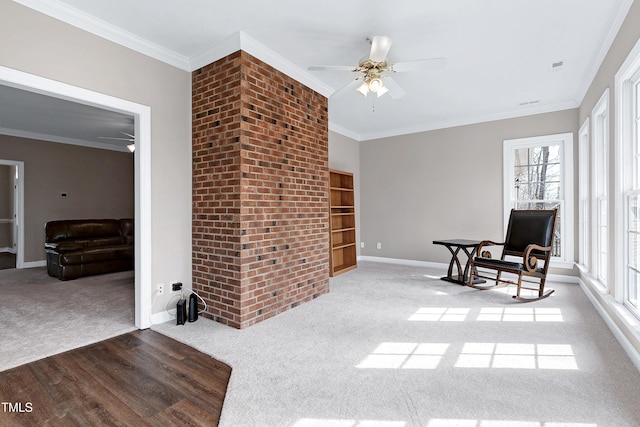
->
[[615, 36, 640, 318], [503, 132, 574, 268], [592, 89, 610, 289], [578, 118, 590, 271]]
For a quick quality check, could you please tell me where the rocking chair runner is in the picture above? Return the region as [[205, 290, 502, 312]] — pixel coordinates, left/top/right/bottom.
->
[[466, 209, 558, 301]]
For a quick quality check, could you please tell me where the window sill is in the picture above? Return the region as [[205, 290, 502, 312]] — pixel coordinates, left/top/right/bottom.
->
[[550, 259, 576, 270]]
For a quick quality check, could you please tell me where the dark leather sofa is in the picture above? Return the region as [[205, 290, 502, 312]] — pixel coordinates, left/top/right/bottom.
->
[[45, 219, 134, 280]]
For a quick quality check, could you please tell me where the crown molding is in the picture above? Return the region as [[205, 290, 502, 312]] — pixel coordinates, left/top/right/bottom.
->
[[12, 0, 191, 71], [190, 31, 334, 98], [14, 0, 334, 96], [328, 121, 362, 141], [353, 99, 579, 142], [0, 126, 130, 152], [13, 0, 629, 142], [574, 0, 635, 105]]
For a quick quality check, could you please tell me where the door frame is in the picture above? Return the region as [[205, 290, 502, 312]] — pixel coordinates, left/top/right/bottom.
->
[[0, 66, 152, 329]]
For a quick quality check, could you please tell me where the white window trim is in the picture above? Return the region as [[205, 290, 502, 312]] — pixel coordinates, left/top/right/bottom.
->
[[615, 35, 640, 316], [578, 118, 590, 271], [592, 89, 610, 289], [503, 132, 574, 269]]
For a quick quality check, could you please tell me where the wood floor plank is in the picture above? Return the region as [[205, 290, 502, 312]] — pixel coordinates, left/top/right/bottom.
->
[[126, 344, 229, 416], [51, 352, 152, 426], [148, 398, 221, 426], [0, 330, 231, 426]]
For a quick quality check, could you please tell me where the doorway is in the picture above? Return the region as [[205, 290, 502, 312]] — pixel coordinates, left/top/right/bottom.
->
[[0, 160, 23, 270], [0, 65, 152, 329]]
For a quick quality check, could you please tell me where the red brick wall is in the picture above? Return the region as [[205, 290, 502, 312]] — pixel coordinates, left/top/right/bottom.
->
[[192, 51, 329, 329]]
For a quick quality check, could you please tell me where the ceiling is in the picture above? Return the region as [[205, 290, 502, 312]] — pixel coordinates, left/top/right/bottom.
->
[[2, 0, 634, 147], [0, 84, 135, 151]]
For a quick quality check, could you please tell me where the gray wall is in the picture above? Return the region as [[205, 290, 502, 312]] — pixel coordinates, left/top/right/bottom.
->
[[1, 1, 191, 314], [359, 109, 578, 267], [0, 136, 134, 262]]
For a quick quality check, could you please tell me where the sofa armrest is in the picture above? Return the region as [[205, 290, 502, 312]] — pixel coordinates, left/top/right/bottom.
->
[[45, 241, 84, 253]]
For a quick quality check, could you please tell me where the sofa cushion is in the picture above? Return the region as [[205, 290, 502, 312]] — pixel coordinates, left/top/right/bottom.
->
[[45, 219, 122, 243], [58, 245, 134, 266]]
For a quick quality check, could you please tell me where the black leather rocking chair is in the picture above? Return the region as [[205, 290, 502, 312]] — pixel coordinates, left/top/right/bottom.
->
[[466, 209, 558, 302]]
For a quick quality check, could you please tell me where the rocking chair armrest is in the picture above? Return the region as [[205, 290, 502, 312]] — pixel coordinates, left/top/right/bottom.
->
[[522, 244, 552, 272], [476, 240, 504, 259]]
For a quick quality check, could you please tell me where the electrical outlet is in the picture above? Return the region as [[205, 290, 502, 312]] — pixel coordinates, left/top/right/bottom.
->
[[172, 282, 183, 292], [157, 283, 164, 295], [376, 242, 382, 250], [360, 242, 364, 248]]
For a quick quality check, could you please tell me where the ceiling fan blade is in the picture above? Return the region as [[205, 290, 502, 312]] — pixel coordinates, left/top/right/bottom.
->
[[393, 57, 447, 72], [331, 79, 361, 98], [308, 65, 355, 72], [369, 36, 392, 62], [120, 131, 135, 139], [383, 77, 406, 99]]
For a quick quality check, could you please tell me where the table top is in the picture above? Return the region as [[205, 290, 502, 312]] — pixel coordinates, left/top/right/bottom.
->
[[432, 239, 484, 247]]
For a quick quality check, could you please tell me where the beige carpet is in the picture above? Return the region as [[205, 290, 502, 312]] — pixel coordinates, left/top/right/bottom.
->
[[0, 267, 136, 371], [154, 261, 640, 427]]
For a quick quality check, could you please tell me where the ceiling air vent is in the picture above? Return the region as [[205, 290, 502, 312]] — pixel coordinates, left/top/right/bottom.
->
[[517, 100, 541, 107], [550, 61, 564, 72]]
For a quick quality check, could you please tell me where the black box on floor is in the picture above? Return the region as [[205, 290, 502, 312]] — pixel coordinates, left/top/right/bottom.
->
[[188, 293, 198, 322], [176, 298, 186, 325]]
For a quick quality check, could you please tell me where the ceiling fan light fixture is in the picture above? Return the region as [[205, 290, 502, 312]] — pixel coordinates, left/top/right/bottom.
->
[[356, 81, 370, 96], [127, 143, 135, 152], [368, 78, 383, 93]]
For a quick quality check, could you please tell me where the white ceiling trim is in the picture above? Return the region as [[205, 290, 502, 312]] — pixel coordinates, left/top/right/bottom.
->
[[190, 31, 334, 98], [0, 126, 130, 152], [14, 1, 335, 98], [328, 122, 361, 142], [573, 0, 634, 105], [352, 99, 579, 142], [12, 0, 191, 71], [10, 0, 633, 141]]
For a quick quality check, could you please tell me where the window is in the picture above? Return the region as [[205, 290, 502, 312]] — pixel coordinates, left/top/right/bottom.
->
[[503, 133, 574, 267], [578, 119, 590, 270], [592, 90, 609, 288], [616, 38, 640, 318]]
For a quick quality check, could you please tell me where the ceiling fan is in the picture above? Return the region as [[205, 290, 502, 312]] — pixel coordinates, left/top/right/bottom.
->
[[98, 131, 136, 152], [309, 36, 446, 99]]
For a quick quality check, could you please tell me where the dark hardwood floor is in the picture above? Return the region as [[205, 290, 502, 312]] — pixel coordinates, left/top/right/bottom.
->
[[0, 330, 232, 426]]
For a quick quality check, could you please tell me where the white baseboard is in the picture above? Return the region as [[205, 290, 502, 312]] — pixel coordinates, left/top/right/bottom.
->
[[21, 260, 46, 268], [358, 255, 445, 269], [357, 255, 579, 284], [578, 277, 640, 373], [0, 247, 16, 253]]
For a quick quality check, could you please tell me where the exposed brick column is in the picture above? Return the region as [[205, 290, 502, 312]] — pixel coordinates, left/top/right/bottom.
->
[[192, 51, 330, 329]]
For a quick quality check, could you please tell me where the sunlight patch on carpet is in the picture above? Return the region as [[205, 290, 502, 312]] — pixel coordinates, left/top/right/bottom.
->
[[356, 342, 449, 369], [456, 343, 578, 370], [408, 307, 470, 321]]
